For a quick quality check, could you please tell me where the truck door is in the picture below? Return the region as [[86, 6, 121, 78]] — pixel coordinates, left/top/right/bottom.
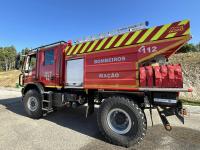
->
[[39, 48, 57, 87], [66, 58, 84, 87], [23, 53, 37, 83]]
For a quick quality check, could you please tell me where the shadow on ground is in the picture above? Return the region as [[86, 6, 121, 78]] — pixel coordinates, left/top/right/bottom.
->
[[1, 97, 200, 150], [0, 97, 104, 141], [80, 125, 200, 150]]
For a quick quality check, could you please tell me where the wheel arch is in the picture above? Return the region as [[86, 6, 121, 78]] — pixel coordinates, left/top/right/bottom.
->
[[22, 83, 44, 97]]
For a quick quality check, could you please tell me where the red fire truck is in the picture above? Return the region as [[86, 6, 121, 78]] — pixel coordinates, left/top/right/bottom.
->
[[19, 20, 192, 147]]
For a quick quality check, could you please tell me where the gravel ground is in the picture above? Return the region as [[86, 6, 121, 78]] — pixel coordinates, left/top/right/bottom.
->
[[0, 88, 200, 150]]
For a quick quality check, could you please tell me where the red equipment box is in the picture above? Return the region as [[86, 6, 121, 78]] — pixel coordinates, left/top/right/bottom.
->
[[139, 64, 183, 88], [174, 64, 183, 88], [145, 66, 153, 87], [140, 67, 146, 87], [160, 65, 168, 88], [153, 66, 162, 87], [167, 65, 175, 87]]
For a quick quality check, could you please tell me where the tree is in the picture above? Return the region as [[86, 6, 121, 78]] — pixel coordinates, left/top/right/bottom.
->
[[0, 47, 4, 71], [21, 48, 30, 55], [18, 48, 30, 69], [178, 43, 198, 53], [195, 42, 200, 52], [15, 53, 21, 69], [0, 46, 17, 71]]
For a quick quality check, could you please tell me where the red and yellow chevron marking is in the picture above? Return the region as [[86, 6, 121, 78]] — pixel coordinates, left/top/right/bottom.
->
[[65, 20, 190, 56]]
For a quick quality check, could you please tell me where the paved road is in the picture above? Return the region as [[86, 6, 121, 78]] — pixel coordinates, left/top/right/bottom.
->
[[0, 88, 200, 150]]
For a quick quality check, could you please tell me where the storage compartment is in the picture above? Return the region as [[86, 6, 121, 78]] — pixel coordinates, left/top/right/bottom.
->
[[66, 58, 84, 87]]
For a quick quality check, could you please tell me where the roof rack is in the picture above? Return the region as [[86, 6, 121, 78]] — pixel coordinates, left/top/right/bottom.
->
[[31, 41, 66, 51]]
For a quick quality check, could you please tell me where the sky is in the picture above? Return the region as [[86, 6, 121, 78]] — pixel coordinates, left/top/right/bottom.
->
[[0, 0, 199, 52]]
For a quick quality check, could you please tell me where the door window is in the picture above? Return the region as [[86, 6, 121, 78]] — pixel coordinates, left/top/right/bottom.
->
[[29, 55, 36, 71], [24, 54, 36, 71], [44, 49, 54, 65]]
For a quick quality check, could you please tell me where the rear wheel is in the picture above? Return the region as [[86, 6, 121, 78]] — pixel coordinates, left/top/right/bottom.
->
[[97, 96, 147, 147], [23, 89, 43, 119]]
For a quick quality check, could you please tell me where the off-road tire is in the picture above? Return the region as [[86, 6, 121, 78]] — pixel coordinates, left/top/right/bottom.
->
[[23, 89, 43, 119], [97, 96, 147, 147]]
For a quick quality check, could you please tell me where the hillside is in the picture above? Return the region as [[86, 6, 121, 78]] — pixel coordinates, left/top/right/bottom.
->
[[0, 70, 21, 87], [169, 52, 200, 101]]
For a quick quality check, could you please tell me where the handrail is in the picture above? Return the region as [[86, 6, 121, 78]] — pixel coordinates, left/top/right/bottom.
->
[[31, 41, 66, 52]]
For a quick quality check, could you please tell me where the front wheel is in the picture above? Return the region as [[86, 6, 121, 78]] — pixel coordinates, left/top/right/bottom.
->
[[23, 89, 43, 119], [97, 96, 147, 147]]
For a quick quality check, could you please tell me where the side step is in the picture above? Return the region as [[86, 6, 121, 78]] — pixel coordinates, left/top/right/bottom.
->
[[42, 91, 54, 116]]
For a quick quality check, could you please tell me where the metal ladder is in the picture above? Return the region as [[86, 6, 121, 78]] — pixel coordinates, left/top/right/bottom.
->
[[42, 91, 54, 116]]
